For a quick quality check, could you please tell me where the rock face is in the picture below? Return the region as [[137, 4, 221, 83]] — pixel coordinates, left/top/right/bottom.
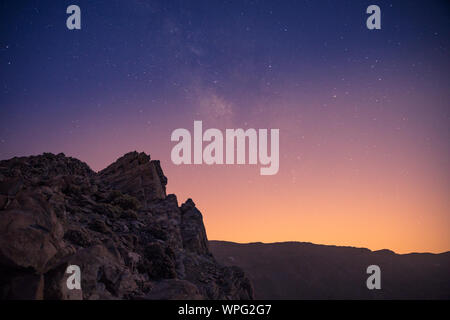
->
[[0, 152, 253, 300]]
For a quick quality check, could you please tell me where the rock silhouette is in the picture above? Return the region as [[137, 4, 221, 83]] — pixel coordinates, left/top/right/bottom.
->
[[210, 241, 450, 299], [0, 152, 253, 300]]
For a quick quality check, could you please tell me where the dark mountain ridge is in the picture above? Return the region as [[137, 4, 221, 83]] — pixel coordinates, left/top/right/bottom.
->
[[209, 240, 450, 299]]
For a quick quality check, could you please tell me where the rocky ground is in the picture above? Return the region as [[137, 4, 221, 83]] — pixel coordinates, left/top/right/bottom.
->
[[0, 152, 253, 300]]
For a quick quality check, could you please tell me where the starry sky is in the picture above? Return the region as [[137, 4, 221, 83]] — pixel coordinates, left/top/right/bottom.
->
[[1, 0, 449, 253]]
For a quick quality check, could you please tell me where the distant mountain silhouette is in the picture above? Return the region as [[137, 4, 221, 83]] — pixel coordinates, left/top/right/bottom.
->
[[210, 240, 450, 299]]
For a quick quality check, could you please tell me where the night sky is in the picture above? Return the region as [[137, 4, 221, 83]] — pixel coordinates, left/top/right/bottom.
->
[[1, 0, 449, 253]]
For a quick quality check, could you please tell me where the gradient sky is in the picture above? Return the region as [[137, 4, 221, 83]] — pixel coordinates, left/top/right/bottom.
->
[[1, 0, 449, 253]]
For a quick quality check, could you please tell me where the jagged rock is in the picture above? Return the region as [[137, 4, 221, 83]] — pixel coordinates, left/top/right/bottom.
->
[[98, 152, 167, 208], [88, 219, 110, 234], [0, 207, 63, 273], [180, 199, 209, 255], [0, 177, 23, 196], [63, 229, 91, 248], [139, 242, 177, 280], [0, 152, 253, 300]]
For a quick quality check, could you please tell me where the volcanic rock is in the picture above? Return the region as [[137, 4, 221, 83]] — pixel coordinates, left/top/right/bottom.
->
[[0, 152, 253, 300]]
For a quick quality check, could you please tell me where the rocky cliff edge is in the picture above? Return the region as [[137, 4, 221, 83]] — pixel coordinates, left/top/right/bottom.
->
[[0, 151, 253, 300]]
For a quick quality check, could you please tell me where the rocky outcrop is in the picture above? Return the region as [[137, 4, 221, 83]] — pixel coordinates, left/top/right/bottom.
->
[[98, 152, 167, 208], [0, 152, 253, 300]]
